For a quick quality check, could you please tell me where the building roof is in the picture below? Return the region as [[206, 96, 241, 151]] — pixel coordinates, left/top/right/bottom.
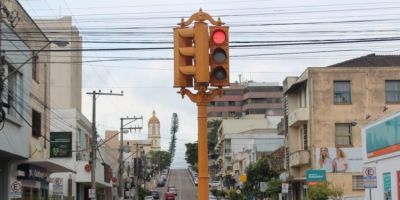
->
[[148, 110, 160, 124], [328, 54, 400, 68]]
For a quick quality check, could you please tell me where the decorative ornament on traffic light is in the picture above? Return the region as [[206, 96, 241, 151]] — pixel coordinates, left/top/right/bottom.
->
[[209, 26, 229, 87], [173, 22, 210, 88]]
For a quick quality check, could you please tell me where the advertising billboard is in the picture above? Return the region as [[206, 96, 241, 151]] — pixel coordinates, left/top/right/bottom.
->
[[365, 115, 400, 158], [316, 147, 363, 173]]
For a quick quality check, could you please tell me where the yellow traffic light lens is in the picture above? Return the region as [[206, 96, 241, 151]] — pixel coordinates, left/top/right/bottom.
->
[[213, 48, 226, 63], [212, 67, 227, 81], [212, 30, 226, 45]]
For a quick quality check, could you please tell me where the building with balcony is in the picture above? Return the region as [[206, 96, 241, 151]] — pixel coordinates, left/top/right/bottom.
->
[[207, 82, 283, 119], [214, 115, 284, 188], [283, 54, 400, 200]]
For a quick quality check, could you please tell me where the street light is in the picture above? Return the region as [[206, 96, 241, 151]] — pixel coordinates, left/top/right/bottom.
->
[[2, 40, 69, 81]]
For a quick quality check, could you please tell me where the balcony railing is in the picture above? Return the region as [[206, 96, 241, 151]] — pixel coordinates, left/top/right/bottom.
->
[[289, 150, 310, 167]]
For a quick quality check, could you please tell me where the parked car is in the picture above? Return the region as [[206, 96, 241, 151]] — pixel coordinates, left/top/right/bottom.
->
[[194, 177, 198, 186], [151, 190, 160, 199], [164, 192, 175, 200], [145, 196, 154, 200], [157, 178, 165, 187]]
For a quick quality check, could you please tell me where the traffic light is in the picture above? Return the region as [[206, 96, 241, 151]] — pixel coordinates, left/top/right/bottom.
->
[[209, 26, 229, 87], [173, 22, 210, 88]]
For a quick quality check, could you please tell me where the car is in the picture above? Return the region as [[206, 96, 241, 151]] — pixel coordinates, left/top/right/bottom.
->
[[164, 192, 175, 200], [145, 196, 154, 200], [161, 174, 167, 181], [193, 177, 198, 186], [157, 178, 165, 187], [168, 187, 177, 196], [151, 190, 160, 199], [209, 195, 218, 200], [210, 180, 220, 189]]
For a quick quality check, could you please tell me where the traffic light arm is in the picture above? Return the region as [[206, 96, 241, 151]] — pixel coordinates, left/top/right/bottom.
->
[[178, 9, 224, 28], [177, 86, 223, 103]]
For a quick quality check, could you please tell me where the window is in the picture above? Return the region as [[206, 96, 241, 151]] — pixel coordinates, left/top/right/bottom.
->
[[228, 101, 235, 106], [385, 80, 400, 103], [299, 87, 307, 108], [335, 123, 352, 146], [334, 81, 351, 104], [5, 64, 23, 119], [352, 175, 364, 190], [152, 124, 156, 135], [32, 54, 39, 82], [32, 109, 41, 138]]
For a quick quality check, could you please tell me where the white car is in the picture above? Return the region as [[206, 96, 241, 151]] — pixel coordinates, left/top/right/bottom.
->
[[144, 196, 154, 200]]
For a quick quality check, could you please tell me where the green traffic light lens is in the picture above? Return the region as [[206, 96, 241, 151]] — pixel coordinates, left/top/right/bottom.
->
[[213, 67, 227, 81], [213, 48, 226, 63]]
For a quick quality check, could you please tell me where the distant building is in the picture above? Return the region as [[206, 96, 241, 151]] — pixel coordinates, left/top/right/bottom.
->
[[283, 54, 400, 200], [148, 110, 161, 151], [207, 82, 283, 119], [214, 115, 284, 188]]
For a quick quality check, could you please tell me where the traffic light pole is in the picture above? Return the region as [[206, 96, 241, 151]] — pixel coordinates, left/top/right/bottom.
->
[[178, 85, 223, 200]]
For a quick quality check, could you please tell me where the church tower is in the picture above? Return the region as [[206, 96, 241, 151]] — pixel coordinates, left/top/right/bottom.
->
[[148, 110, 161, 151]]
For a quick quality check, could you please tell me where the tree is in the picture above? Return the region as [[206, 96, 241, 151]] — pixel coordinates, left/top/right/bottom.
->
[[267, 179, 282, 200], [149, 150, 172, 172], [185, 142, 198, 167], [243, 156, 278, 198], [168, 113, 179, 161], [307, 182, 343, 200]]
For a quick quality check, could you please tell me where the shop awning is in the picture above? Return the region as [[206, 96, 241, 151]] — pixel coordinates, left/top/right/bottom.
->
[[22, 160, 76, 174]]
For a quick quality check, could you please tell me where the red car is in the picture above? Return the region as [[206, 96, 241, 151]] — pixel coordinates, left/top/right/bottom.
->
[[164, 192, 175, 200]]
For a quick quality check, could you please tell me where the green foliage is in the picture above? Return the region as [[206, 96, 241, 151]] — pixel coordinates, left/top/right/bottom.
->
[[185, 142, 198, 166], [267, 179, 282, 200], [227, 189, 246, 200], [243, 156, 278, 198], [307, 182, 343, 200], [168, 113, 179, 161], [149, 150, 172, 171], [138, 187, 149, 200], [211, 189, 226, 197]]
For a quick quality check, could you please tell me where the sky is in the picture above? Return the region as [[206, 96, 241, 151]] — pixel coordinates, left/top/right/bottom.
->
[[19, 0, 400, 168]]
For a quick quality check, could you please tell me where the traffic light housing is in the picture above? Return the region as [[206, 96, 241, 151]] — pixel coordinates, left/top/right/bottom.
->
[[173, 22, 210, 88], [209, 26, 229, 87]]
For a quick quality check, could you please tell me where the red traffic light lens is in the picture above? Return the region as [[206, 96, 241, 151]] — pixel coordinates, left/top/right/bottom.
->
[[213, 48, 226, 63], [212, 66, 227, 81], [212, 30, 226, 45]]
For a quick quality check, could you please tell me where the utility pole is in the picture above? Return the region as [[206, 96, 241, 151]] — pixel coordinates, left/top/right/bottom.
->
[[118, 116, 143, 200], [87, 90, 123, 200]]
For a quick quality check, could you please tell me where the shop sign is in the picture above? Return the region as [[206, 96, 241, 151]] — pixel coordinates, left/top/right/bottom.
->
[[306, 169, 326, 183], [17, 164, 48, 182], [282, 183, 289, 193], [383, 172, 392, 200], [52, 177, 63, 196], [50, 132, 72, 158], [88, 189, 96, 198], [9, 181, 22, 198]]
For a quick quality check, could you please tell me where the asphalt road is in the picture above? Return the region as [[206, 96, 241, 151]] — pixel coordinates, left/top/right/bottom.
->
[[165, 169, 197, 200]]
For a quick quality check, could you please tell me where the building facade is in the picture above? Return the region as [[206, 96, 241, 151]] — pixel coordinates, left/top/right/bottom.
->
[[283, 54, 400, 200], [207, 82, 283, 119]]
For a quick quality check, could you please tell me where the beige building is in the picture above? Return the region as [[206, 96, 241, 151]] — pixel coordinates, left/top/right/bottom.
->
[[36, 16, 82, 111], [283, 54, 400, 200], [148, 110, 161, 151]]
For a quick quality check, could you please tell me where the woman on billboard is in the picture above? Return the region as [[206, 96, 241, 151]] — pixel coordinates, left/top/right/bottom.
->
[[319, 147, 333, 172], [333, 147, 349, 173]]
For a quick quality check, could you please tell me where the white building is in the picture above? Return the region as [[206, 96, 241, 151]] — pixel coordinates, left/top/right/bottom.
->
[[362, 111, 400, 200], [215, 115, 284, 187]]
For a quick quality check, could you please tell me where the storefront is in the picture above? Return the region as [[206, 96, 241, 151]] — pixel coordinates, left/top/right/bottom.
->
[[10, 160, 75, 200], [363, 111, 400, 200]]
